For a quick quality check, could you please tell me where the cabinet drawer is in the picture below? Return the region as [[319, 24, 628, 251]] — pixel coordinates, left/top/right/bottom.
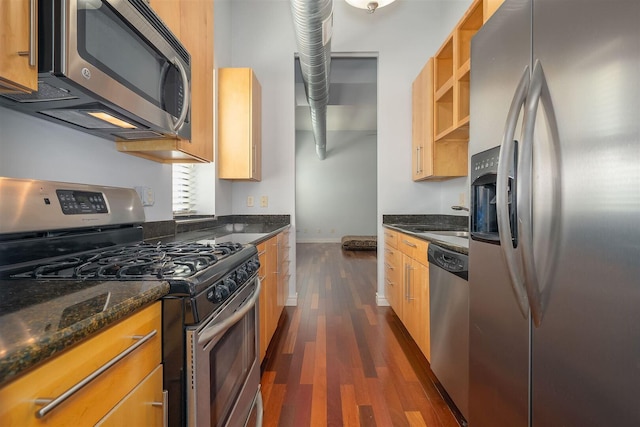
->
[[96, 364, 164, 426], [384, 244, 401, 286], [398, 233, 429, 263], [0, 302, 162, 426], [384, 229, 398, 249]]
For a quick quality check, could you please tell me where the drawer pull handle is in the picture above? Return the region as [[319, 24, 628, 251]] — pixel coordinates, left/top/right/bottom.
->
[[384, 262, 394, 270], [151, 390, 169, 427], [34, 329, 157, 419], [402, 239, 417, 248]]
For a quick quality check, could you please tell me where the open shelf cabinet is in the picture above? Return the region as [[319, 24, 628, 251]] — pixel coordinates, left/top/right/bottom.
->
[[412, 0, 504, 181]]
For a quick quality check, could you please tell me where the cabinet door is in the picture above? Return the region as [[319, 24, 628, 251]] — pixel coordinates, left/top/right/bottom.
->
[[266, 236, 279, 344], [403, 257, 430, 361], [411, 58, 434, 180], [95, 365, 165, 427], [0, 0, 38, 92], [218, 68, 262, 180], [257, 241, 269, 362]]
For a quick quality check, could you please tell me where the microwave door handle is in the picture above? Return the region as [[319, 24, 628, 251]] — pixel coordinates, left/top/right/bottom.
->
[[197, 278, 261, 346], [497, 65, 530, 319], [171, 58, 190, 132], [519, 60, 561, 328]]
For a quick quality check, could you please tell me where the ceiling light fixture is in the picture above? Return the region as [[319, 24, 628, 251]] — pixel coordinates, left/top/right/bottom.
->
[[345, 0, 396, 13]]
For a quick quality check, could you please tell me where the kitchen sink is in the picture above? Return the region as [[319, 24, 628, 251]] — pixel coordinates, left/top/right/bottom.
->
[[424, 230, 470, 238]]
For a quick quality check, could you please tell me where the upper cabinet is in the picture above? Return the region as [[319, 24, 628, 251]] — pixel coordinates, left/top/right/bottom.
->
[[1, 0, 38, 93], [116, 0, 214, 163], [218, 68, 262, 181], [412, 0, 504, 181]]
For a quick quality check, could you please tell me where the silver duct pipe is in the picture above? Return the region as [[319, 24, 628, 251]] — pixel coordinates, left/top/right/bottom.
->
[[291, 0, 333, 160]]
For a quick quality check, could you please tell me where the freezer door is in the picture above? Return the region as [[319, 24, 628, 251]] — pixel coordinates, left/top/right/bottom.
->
[[468, 1, 532, 426], [531, 0, 640, 426]]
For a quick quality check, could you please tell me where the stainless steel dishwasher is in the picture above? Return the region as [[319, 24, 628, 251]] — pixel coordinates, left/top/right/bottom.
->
[[428, 244, 469, 422]]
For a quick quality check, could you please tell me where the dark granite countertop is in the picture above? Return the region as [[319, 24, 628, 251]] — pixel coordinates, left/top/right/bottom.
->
[[0, 215, 290, 386], [0, 279, 169, 386], [164, 222, 290, 246], [383, 214, 469, 255]]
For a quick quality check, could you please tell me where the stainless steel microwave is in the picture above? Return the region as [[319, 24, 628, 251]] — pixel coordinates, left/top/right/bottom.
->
[[0, 0, 191, 141]]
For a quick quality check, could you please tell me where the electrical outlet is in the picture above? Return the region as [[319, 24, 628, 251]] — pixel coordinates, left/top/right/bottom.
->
[[458, 192, 466, 206], [247, 196, 254, 207], [260, 196, 268, 207], [135, 186, 155, 206]]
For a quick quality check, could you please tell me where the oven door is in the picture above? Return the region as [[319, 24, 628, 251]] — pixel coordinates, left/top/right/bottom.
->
[[186, 276, 263, 427]]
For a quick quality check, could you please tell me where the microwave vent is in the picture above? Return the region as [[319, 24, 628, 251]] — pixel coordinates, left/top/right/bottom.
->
[[112, 130, 165, 140], [1, 82, 77, 103]]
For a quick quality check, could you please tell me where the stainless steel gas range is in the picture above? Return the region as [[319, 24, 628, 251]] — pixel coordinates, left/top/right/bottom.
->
[[0, 177, 263, 427]]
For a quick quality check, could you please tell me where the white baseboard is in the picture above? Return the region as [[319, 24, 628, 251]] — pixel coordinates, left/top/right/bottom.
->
[[376, 293, 390, 306], [285, 293, 298, 306]]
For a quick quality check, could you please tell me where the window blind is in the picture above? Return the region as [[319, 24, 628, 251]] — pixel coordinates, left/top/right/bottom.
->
[[172, 164, 196, 215]]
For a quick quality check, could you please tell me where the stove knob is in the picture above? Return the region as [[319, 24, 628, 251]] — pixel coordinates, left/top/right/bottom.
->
[[236, 267, 248, 283], [223, 276, 237, 292], [247, 259, 260, 274], [209, 284, 230, 303]]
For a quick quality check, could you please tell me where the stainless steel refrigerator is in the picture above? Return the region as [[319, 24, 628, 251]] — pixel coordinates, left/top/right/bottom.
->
[[468, 0, 640, 426]]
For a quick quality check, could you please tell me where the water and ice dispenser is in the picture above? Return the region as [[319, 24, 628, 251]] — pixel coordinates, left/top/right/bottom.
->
[[470, 144, 517, 246]]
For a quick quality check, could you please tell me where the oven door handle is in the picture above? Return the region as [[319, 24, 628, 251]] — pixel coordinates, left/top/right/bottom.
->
[[197, 278, 261, 346]]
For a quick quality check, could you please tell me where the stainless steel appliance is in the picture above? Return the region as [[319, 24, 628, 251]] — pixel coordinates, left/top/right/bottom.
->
[[469, 0, 640, 426], [0, 177, 263, 427], [0, 0, 191, 141], [427, 244, 469, 422]]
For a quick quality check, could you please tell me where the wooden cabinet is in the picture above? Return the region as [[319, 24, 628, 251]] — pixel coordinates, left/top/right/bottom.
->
[[258, 237, 278, 362], [258, 229, 289, 362], [385, 230, 430, 361], [218, 68, 262, 181], [402, 255, 430, 360], [96, 365, 165, 427], [0, 0, 38, 93], [384, 230, 402, 316], [116, 0, 214, 163], [413, 0, 504, 180], [0, 302, 164, 426]]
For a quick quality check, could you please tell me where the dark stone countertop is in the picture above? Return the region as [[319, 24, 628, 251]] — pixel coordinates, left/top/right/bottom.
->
[[0, 215, 290, 386], [383, 214, 469, 255], [151, 222, 290, 246], [0, 279, 169, 386]]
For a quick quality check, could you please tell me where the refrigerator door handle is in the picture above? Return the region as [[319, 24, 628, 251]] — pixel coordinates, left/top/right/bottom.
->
[[519, 59, 562, 328], [497, 65, 530, 319]]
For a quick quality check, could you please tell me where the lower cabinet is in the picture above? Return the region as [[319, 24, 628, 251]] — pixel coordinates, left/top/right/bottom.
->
[[258, 229, 290, 362], [0, 302, 164, 426], [385, 230, 431, 361], [96, 365, 165, 426]]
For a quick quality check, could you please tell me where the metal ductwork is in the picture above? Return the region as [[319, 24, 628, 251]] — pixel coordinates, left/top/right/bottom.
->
[[291, 0, 333, 160]]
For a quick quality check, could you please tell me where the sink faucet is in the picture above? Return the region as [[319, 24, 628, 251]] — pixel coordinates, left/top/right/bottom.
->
[[451, 205, 469, 212]]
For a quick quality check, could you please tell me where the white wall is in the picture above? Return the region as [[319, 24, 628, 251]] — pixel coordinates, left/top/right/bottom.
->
[[225, 0, 472, 304], [0, 106, 172, 221], [295, 130, 377, 243]]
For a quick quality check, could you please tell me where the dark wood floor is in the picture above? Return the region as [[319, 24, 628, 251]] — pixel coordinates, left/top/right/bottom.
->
[[260, 243, 461, 427]]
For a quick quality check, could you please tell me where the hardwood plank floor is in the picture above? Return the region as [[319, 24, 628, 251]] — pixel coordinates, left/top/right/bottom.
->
[[261, 243, 461, 427]]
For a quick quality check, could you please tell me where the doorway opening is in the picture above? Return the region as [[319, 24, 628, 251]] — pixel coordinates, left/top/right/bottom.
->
[[294, 55, 378, 288]]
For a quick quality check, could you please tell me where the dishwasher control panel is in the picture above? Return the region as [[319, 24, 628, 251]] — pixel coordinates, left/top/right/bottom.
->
[[427, 245, 468, 280]]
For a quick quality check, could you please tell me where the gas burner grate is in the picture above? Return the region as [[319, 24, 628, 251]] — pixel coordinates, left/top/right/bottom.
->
[[13, 241, 243, 280]]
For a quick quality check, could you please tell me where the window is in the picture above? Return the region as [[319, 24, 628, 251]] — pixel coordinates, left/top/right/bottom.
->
[[172, 164, 196, 215]]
